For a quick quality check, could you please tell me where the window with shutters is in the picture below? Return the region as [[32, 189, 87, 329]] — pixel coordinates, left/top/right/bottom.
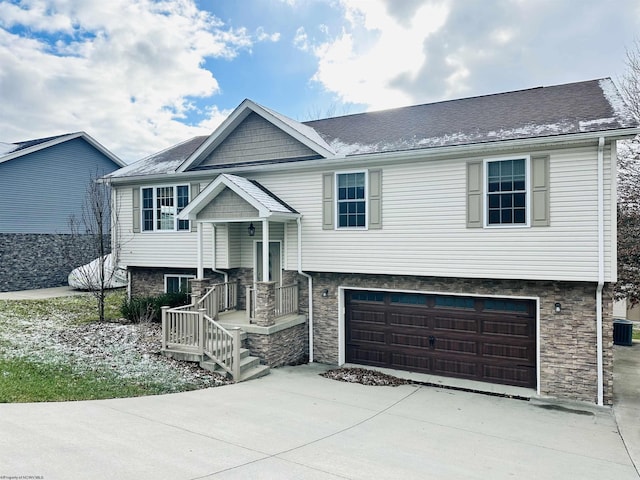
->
[[467, 155, 548, 229], [141, 185, 190, 232], [323, 169, 381, 230]]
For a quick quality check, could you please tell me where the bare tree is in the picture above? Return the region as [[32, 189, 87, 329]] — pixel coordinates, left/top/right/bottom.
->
[[68, 174, 122, 322], [616, 41, 640, 305]]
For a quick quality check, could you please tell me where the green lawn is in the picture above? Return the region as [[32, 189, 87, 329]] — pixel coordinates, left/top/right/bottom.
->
[[0, 357, 165, 402]]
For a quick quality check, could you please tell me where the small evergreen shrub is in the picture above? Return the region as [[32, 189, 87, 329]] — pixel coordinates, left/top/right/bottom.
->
[[120, 292, 190, 323]]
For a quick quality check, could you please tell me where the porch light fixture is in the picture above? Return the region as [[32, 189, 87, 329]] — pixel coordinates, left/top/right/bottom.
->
[[322, 289, 329, 297], [248, 222, 255, 237], [554, 302, 562, 313]]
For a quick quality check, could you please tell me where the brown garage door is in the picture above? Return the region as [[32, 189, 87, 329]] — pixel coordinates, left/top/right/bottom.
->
[[346, 290, 536, 388]]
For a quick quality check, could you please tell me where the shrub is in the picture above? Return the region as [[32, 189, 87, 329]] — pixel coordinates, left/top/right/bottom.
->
[[120, 292, 190, 323]]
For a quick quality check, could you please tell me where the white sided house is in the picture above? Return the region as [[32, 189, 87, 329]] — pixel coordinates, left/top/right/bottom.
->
[[106, 78, 638, 404]]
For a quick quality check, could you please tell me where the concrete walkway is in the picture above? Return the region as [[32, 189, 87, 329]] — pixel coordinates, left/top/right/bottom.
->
[[0, 285, 90, 300]]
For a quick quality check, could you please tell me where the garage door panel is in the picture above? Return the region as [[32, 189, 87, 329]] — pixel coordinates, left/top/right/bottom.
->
[[389, 313, 429, 328], [436, 338, 478, 356], [391, 333, 430, 349], [483, 343, 533, 361], [483, 318, 531, 337], [351, 309, 386, 324], [348, 347, 387, 366], [433, 358, 478, 377], [350, 328, 386, 345], [391, 353, 431, 371], [346, 291, 536, 389], [433, 316, 478, 333], [483, 364, 534, 387]]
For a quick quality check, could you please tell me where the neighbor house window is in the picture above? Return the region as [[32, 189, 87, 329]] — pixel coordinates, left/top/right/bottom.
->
[[336, 171, 366, 228], [164, 275, 194, 293], [141, 185, 190, 232], [486, 158, 527, 226]]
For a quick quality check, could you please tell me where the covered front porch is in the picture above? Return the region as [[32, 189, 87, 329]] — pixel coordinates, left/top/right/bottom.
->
[[161, 174, 309, 380]]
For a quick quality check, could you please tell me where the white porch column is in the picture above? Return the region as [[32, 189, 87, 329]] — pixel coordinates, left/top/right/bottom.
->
[[262, 219, 269, 282], [197, 222, 204, 278]]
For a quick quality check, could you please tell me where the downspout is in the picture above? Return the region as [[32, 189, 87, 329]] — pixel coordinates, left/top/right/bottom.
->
[[297, 217, 314, 363], [596, 136, 605, 406]]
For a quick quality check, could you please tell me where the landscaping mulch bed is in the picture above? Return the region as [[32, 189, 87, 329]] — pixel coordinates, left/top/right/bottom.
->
[[320, 367, 412, 386]]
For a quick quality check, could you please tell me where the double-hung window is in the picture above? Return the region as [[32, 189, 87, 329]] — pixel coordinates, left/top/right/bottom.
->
[[486, 158, 527, 226], [337, 172, 366, 228], [141, 185, 190, 232]]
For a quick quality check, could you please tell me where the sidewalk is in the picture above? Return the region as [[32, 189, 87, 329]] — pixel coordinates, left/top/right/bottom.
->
[[0, 286, 91, 300]]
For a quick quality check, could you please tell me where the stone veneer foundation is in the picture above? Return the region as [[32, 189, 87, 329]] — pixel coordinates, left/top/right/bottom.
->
[[132, 266, 310, 368], [131, 267, 610, 404], [309, 272, 614, 405]]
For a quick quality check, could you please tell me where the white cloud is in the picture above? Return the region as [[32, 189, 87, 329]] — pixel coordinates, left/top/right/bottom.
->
[[306, 0, 640, 112], [0, 0, 253, 162], [0, 0, 73, 32], [293, 26, 309, 51], [309, 0, 450, 110], [256, 26, 280, 42]]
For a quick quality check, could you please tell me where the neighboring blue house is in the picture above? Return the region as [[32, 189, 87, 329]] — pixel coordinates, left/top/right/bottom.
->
[[0, 132, 125, 291]]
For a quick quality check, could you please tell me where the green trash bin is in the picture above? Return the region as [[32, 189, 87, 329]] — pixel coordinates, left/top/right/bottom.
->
[[613, 319, 633, 346]]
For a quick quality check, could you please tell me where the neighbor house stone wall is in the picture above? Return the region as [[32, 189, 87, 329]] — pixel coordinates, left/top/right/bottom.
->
[[309, 272, 614, 405], [0, 233, 109, 292]]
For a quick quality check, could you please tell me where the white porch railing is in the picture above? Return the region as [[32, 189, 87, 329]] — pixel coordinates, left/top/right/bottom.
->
[[245, 283, 299, 320], [202, 312, 241, 379], [161, 308, 201, 353], [161, 281, 241, 379], [246, 285, 256, 321], [197, 281, 238, 319], [276, 283, 299, 317]]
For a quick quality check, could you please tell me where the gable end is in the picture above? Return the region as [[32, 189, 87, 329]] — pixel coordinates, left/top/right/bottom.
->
[[196, 187, 259, 220], [194, 112, 319, 169]]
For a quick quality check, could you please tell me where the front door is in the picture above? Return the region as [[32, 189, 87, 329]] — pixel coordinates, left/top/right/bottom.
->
[[255, 241, 281, 285]]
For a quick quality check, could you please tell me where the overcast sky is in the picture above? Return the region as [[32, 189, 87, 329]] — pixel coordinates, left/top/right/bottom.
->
[[1, 0, 639, 163]]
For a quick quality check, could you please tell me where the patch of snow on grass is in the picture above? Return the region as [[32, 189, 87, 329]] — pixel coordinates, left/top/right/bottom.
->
[[0, 301, 231, 392]]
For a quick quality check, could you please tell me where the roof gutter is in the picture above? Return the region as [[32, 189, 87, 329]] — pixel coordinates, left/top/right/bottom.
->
[[596, 136, 605, 406]]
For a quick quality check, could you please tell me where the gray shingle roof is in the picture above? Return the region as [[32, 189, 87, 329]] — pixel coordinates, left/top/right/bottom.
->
[[12, 134, 71, 152], [108, 78, 638, 179], [108, 136, 208, 178], [224, 174, 298, 214], [304, 78, 637, 155], [0, 133, 77, 159]]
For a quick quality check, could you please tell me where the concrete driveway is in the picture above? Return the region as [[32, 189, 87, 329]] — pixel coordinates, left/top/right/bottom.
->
[[0, 363, 636, 480]]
